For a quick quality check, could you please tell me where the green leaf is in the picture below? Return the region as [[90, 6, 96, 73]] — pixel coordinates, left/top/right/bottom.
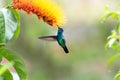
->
[[0, 61, 14, 75], [116, 20, 120, 34], [106, 38, 116, 48], [0, 11, 5, 43], [0, 57, 2, 63], [107, 53, 120, 67], [0, 47, 27, 80], [118, 3, 120, 7], [111, 42, 120, 50], [106, 40, 120, 50], [104, 5, 110, 11], [107, 30, 117, 39], [105, 30, 120, 49], [100, 11, 119, 22], [114, 71, 120, 80], [7, 7, 20, 39], [0, 63, 11, 75], [0, 65, 13, 80], [0, 7, 20, 43], [112, 12, 119, 19]]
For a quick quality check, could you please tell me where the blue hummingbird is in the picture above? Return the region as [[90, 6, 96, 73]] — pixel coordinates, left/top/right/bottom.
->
[[38, 27, 69, 53]]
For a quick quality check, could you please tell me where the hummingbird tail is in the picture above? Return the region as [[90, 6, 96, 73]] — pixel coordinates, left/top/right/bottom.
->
[[63, 46, 69, 53]]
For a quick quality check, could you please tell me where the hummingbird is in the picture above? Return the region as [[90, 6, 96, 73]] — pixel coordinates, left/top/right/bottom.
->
[[38, 27, 69, 53]]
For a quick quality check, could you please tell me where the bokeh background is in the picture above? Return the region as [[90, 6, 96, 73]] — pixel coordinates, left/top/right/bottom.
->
[[1, 0, 120, 80]]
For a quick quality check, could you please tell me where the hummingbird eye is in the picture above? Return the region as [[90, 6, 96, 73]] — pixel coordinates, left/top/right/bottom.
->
[[59, 28, 63, 31], [58, 27, 63, 30]]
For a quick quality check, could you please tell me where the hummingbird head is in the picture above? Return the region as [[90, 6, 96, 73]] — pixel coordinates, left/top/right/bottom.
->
[[58, 27, 63, 33]]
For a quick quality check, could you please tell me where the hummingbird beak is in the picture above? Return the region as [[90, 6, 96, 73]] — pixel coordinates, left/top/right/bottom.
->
[[57, 25, 61, 30]]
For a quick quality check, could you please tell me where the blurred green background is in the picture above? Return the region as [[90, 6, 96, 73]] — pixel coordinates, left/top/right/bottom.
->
[[1, 0, 120, 80]]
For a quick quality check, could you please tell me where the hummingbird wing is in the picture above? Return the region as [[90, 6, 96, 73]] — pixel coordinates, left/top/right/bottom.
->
[[38, 36, 57, 41]]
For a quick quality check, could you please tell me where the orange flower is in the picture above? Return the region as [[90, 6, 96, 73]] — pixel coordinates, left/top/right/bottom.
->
[[13, 0, 66, 27]]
